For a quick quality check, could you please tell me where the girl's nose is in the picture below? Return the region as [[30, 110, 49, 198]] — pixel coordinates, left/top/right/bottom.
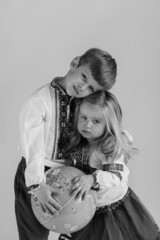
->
[[85, 121, 92, 129]]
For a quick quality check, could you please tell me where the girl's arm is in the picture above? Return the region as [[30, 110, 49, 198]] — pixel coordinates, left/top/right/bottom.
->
[[94, 154, 129, 189], [71, 154, 129, 204], [93, 154, 130, 207]]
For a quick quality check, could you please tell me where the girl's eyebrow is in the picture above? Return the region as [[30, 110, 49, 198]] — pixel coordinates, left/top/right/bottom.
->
[[93, 117, 102, 121], [79, 111, 86, 115], [79, 112, 102, 121]]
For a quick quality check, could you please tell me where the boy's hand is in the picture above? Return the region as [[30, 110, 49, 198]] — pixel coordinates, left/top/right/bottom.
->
[[35, 182, 62, 215], [70, 174, 94, 201]]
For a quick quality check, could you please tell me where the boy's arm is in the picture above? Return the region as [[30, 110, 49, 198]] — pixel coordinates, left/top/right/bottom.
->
[[19, 95, 62, 214], [19, 95, 47, 187]]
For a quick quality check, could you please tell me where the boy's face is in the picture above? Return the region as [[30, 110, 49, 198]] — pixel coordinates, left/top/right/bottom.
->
[[66, 65, 103, 98], [77, 102, 106, 142]]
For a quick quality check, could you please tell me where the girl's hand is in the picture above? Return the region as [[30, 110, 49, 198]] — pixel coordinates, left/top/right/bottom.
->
[[34, 182, 62, 215], [70, 174, 94, 201]]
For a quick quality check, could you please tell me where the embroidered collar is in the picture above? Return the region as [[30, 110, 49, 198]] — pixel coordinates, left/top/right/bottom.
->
[[51, 77, 67, 94], [50, 77, 75, 160], [51, 77, 73, 105]]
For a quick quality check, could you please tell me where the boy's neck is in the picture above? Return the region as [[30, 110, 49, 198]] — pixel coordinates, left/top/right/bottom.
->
[[55, 76, 66, 90]]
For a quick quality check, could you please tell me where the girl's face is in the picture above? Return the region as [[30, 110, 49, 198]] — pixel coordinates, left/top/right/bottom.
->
[[65, 65, 103, 98], [77, 102, 106, 142]]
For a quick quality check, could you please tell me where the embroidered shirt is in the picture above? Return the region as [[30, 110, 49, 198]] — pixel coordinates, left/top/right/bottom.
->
[[18, 78, 75, 187]]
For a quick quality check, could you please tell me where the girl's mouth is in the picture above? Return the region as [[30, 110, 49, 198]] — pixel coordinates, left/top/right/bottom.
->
[[82, 130, 91, 134]]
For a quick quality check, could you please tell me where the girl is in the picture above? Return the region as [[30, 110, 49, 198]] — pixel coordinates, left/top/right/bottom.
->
[[14, 48, 117, 240], [59, 91, 160, 240]]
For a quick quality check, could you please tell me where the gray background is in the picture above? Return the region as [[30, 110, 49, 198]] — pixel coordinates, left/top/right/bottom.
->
[[0, 0, 160, 239]]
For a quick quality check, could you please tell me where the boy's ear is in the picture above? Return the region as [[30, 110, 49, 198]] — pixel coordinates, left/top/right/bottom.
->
[[70, 56, 80, 69]]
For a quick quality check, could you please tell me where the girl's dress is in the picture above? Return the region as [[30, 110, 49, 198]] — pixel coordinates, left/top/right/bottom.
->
[[59, 148, 160, 240]]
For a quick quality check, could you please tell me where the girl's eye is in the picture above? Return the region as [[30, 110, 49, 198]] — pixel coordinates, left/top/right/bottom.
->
[[93, 120, 100, 124], [82, 73, 87, 82], [81, 115, 87, 120]]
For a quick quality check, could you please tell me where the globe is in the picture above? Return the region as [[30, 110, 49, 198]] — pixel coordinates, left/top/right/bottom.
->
[[31, 166, 96, 234]]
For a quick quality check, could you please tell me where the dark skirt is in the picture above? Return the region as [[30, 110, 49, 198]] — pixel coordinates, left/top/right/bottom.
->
[[59, 163, 160, 240]]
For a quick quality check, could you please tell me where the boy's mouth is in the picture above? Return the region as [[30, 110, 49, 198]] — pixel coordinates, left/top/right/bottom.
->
[[73, 85, 79, 95]]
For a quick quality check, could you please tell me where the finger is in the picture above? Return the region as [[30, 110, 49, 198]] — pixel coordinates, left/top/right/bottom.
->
[[50, 189, 62, 205], [40, 203, 47, 213], [51, 194, 62, 205], [49, 197, 62, 210], [45, 202, 60, 215], [43, 204, 55, 215], [71, 181, 80, 191], [82, 191, 87, 201], [72, 176, 80, 184], [75, 189, 86, 201], [71, 185, 83, 197]]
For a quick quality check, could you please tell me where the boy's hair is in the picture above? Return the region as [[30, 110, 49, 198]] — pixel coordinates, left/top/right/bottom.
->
[[78, 48, 117, 91], [66, 91, 137, 164]]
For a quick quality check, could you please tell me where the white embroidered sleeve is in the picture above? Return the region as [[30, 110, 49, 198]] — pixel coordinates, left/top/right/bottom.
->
[[95, 155, 129, 190], [93, 155, 130, 206], [19, 96, 47, 187]]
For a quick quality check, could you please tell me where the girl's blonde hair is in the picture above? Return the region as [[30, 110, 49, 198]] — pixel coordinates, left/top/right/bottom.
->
[[66, 91, 137, 164]]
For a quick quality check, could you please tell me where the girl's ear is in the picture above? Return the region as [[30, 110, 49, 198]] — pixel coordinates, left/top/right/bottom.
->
[[70, 56, 80, 69]]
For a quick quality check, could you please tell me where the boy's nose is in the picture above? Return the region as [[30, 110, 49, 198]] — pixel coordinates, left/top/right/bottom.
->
[[78, 83, 89, 92]]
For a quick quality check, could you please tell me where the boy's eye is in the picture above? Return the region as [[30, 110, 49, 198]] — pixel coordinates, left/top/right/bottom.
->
[[82, 73, 87, 82], [89, 86, 94, 93]]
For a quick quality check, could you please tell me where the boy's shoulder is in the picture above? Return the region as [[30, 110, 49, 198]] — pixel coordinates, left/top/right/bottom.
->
[[30, 82, 57, 100], [23, 78, 61, 106], [22, 83, 53, 106], [32, 83, 51, 95]]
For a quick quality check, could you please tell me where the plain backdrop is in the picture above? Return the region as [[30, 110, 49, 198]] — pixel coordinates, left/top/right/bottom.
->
[[0, 0, 160, 239]]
